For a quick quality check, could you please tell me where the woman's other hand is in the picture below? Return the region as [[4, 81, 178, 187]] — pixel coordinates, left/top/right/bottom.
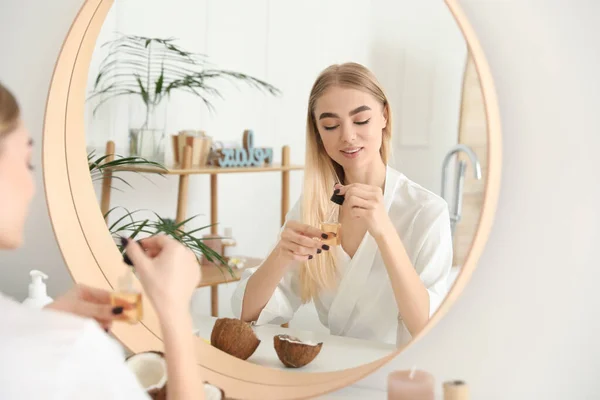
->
[[45, 284, 132, 331], [276, 220, 330, 262], [335, 183, 392, 239], [123, 235, 200, 318]]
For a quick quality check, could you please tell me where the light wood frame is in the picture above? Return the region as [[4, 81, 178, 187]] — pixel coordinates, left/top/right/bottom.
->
[[41, 0, 502, 398]]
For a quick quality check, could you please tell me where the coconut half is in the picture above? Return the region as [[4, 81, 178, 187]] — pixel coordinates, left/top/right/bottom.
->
[[210, 317, 261, 360], [273, 334, 323, 368], [126, 351, 225, 400], [126, 351, 168, 400], [203, 382, 225, 400]]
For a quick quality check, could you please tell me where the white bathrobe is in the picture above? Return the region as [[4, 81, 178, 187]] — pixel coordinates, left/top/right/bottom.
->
[[231, 166, 453, 346], [0, 293, 148, 399]]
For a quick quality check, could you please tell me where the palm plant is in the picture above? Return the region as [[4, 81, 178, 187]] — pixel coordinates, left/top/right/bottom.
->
[[88, 33, 282, 129], [88, 151, 230, 275], [87, 149, 167, 191], [106, 208, 230, 276]]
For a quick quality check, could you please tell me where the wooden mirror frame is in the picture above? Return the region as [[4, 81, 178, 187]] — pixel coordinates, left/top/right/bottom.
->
[[42, 0, 501, 398]]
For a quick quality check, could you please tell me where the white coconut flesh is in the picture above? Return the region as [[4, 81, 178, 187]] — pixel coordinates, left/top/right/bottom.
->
[[126, 352, 167, 391], [279, 335, 320, 346], [204, 383, 224, 400]]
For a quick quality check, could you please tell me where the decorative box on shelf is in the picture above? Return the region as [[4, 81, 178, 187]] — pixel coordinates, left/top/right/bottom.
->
[[172, 130, 212, 167]]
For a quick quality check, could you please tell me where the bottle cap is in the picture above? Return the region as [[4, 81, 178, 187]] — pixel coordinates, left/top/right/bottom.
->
[[330, 192, 345, 205]]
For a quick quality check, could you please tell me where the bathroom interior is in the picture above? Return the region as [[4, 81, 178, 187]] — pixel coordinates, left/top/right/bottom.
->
[[6, 0, 600, 397]]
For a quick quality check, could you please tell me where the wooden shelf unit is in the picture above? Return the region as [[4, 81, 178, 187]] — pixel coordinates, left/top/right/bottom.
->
[[99, 141, 303, 318]]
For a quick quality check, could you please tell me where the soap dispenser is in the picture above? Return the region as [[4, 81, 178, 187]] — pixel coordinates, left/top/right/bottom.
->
[[22, 270, 53, 308]]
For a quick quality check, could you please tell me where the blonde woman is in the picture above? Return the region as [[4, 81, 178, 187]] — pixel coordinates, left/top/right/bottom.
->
[[0, 82, 204, 399], [231, 62, 453, 346]]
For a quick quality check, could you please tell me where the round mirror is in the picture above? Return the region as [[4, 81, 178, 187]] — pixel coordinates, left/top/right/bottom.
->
[[43, 0, 501, 397]]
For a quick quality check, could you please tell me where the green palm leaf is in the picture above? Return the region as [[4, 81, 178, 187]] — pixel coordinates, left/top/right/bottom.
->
[[88, 33, 281, 120]]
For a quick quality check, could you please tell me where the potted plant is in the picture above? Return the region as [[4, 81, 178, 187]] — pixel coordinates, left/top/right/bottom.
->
[[88, 34, 281, 163], [88, 151, 230, 275]]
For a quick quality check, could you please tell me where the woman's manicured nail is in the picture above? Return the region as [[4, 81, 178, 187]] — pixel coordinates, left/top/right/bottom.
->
[[112, 306, 124, 315], [322, 244, 330, 250], [317, 249, 322, 254], [321, 233, 329, 239], [334, 189, 340, 194], [123, 254, 133, 266], [120, 236, 129, 248], [308, 255, 313, 260]]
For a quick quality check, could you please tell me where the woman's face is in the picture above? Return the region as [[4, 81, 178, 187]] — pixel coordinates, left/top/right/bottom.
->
[[314, 85, 387, 172], [0, 120, 35, 249]]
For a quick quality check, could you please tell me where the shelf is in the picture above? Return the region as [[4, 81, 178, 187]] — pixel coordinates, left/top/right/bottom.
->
[[109, 163, 304, 175], [198, 256, 262, 288], [99, 140, 295, 318]]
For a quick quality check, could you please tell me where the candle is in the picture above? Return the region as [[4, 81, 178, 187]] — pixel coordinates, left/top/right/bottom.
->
[[387, 366, 435, 400], [443, 380, 469, 400]]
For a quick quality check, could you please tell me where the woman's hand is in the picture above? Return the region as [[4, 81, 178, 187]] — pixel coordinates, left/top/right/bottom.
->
[[123, 235, 200, 318], [335, 183, 392, 239], [45, 284, 132, 331], [124, 236, 206, 400], [276, 221, 330, 262]]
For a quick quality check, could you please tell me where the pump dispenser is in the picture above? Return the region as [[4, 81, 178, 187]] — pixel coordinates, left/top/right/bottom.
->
[[22, 270, 53, 308]]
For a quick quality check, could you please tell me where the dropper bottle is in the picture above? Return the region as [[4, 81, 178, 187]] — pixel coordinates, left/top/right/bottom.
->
[[320, 185, 344, 247], [110, 266, 143, 324]]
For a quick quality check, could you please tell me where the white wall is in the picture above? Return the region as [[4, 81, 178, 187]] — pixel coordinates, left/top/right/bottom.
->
[[1, 0, 599, 399]]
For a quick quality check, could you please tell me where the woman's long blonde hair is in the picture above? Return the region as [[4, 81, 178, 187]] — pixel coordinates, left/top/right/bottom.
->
[[0, 82, 20, 138], [299, 62, 392, 303]]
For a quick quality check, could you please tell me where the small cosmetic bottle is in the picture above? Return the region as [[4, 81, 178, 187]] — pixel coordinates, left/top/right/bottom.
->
[[110, 267, 143, 324], [320, 189, 344, 246], [320, 221, 341, 246]]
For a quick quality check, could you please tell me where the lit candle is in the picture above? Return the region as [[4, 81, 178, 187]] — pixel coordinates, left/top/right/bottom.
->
[[387, 366, 435, 400]]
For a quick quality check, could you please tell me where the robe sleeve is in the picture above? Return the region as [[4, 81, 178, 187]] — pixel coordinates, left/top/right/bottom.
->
[[396, 202, 453, 345], [230, 198, 303, 326]]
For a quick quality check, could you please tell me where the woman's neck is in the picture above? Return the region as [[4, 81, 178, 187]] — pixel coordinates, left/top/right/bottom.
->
[[343, 158, 387, 190]]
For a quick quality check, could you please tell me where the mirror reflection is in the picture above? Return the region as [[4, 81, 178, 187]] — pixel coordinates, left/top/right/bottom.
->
[[85, 0, 487, 373]]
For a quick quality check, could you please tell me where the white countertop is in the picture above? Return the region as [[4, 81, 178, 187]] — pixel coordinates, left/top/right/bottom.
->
[[314, 386, 387, 399], [192, 315, 397, 373]]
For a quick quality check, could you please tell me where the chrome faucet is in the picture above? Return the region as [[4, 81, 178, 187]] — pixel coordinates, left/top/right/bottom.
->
[[441, 144, 482, 236]]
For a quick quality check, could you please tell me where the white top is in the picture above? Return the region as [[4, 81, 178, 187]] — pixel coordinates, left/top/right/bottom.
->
[[0, 292, 149, 400], [231, 166, 453, 346]]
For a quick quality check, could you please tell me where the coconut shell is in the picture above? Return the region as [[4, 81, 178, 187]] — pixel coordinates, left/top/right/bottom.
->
[[210, 318, 261, 360], [273, 334, 323, 368], [147, 385, 167, 400]]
